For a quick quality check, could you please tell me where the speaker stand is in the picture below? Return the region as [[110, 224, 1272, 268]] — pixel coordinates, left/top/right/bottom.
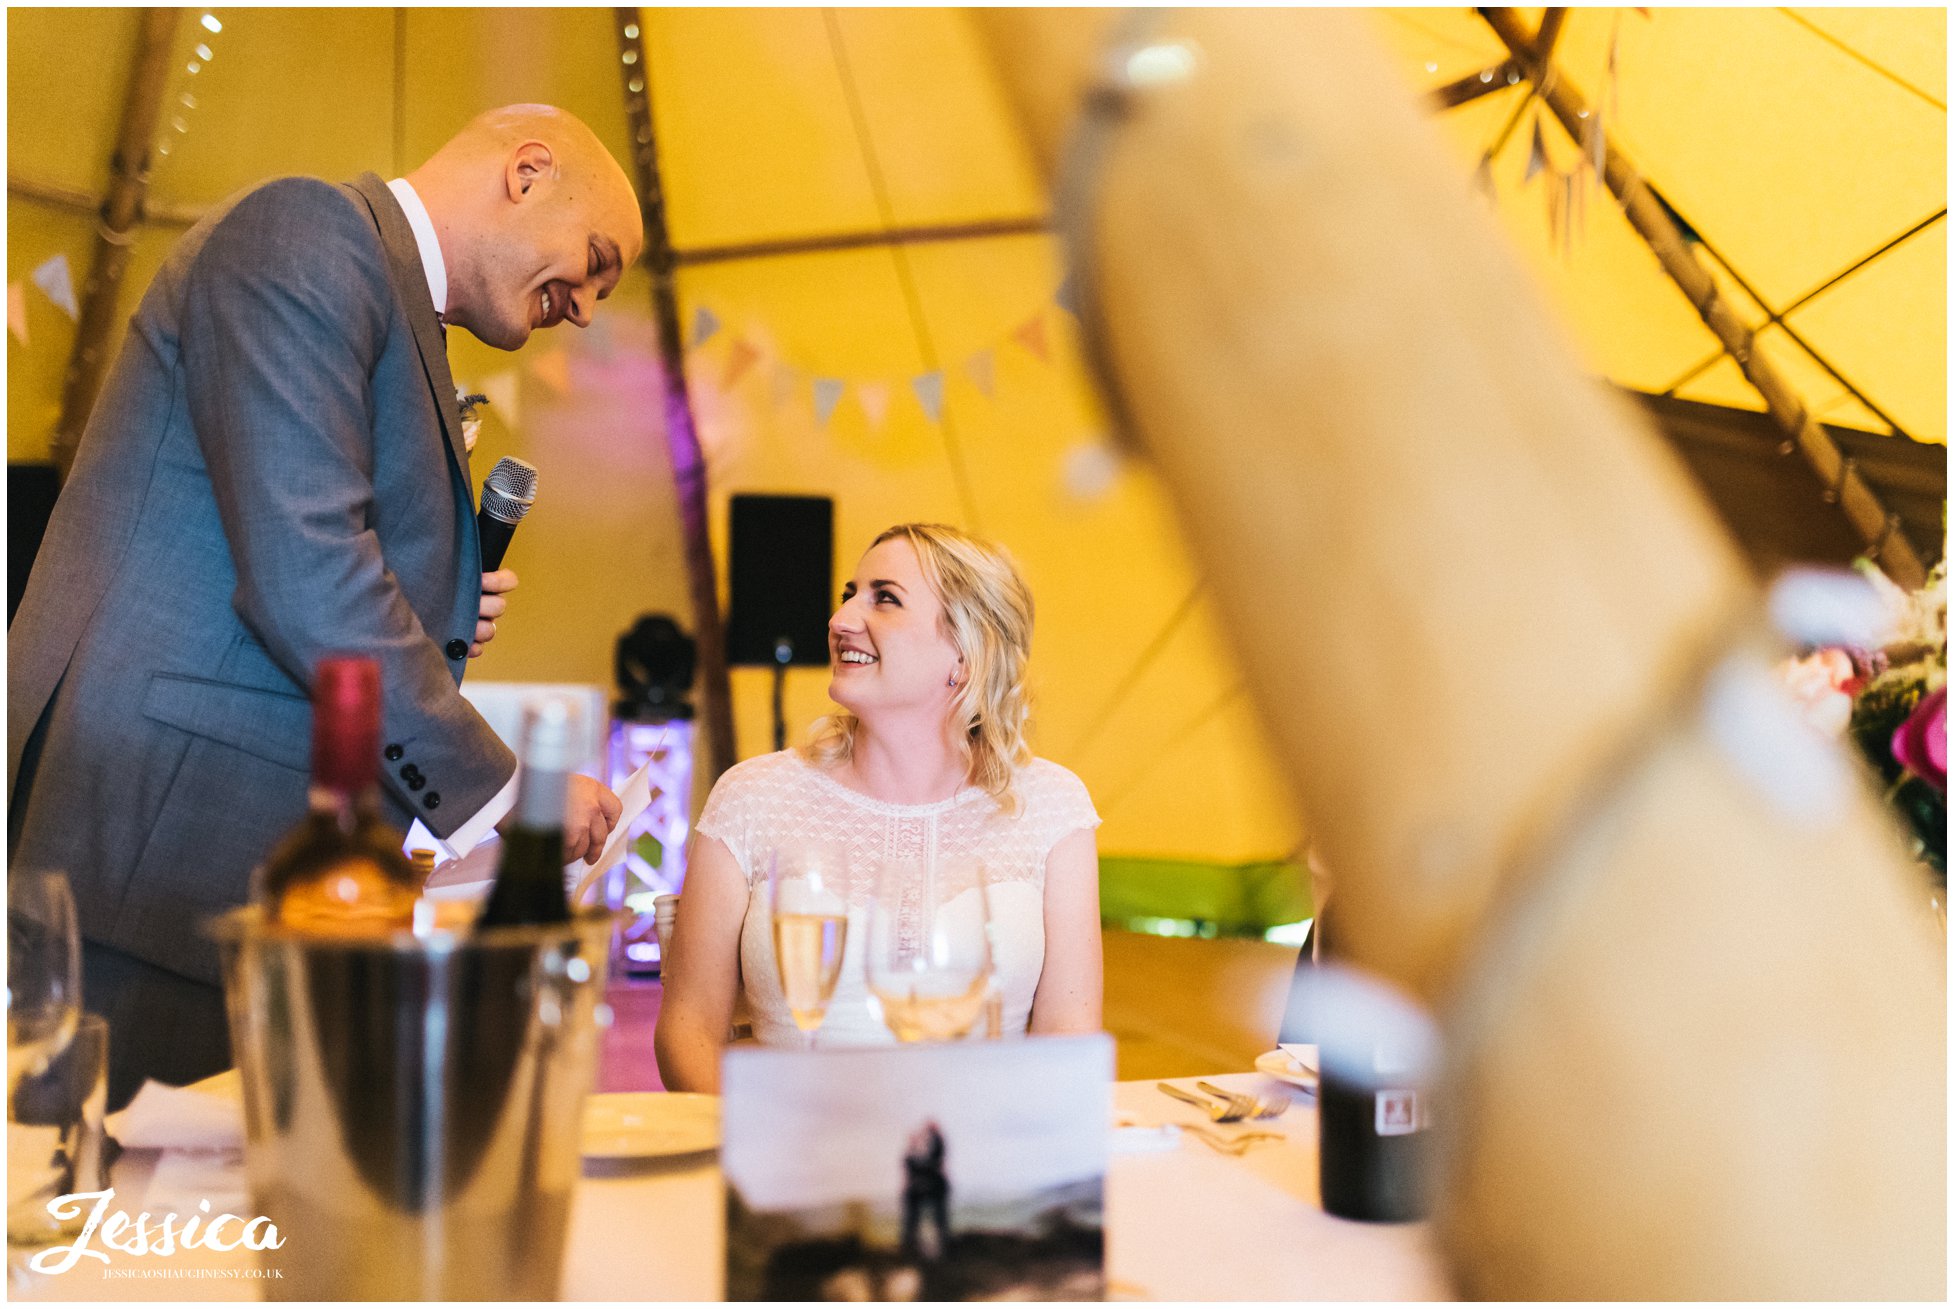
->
[[771, 637, 793, 752]]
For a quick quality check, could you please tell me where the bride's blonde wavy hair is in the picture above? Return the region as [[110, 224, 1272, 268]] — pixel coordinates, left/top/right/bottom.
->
[[804, 523, 1035, 812]]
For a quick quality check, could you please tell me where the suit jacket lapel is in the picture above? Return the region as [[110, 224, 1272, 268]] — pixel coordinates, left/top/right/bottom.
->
[[343, 172, 474, 495]]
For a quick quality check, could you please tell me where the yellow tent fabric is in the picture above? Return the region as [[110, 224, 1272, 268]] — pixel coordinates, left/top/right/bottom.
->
[[7, 8, 1944, 875]]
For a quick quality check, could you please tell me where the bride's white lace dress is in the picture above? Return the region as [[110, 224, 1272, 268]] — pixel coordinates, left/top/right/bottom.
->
[[693, 750, 1100, 1046]]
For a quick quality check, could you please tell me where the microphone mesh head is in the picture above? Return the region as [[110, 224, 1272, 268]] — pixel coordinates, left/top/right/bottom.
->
[[481, 456, 538, 525]]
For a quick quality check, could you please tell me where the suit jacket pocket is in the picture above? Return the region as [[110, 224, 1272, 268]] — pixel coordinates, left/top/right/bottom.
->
[[140, 673, 310, 774]]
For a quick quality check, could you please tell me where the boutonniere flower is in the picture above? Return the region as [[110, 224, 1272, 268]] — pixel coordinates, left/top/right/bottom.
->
[[456, 389, 488, 454]]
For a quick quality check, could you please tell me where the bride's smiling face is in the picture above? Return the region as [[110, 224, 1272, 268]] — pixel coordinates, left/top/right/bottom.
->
[[827, 537, 963, 720]]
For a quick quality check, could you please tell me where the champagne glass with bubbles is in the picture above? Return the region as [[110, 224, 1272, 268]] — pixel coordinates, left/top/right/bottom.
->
[[768, 845, 850, 1046], [867, 857, 994, 1043], [6, 870, 79, 1098]]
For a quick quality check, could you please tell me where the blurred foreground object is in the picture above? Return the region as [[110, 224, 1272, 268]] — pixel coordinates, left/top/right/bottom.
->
[[974, 7, 1943, 1298]]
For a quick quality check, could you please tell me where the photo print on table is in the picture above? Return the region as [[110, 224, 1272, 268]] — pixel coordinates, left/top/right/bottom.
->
[[722, 1034, 1113, 1301]]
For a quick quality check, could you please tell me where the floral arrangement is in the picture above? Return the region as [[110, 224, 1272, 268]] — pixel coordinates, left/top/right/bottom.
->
[[1782, 558, 1946, 877]]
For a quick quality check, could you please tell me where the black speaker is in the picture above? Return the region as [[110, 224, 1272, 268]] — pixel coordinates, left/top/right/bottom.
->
[[726, 494, 834, 667], [9, 462, 60, 626]]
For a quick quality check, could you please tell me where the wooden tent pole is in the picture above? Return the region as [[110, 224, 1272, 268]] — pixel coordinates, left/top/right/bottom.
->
[[974, 9, 1941, 1298], [49, 6, 180, 481], [612, 7, 736, 782], [1480, 7, 1927, 589]]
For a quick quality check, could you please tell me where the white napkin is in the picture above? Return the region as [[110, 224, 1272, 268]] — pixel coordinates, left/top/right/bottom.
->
[[108, 1075, 245, 1151], [1111, 1111, 1184, 1154]]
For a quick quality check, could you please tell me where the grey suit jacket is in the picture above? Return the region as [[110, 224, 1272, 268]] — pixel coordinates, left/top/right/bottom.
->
[[8, 173, 516, 985]]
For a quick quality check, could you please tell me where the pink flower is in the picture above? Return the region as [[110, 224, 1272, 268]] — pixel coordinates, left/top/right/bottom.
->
[[1891, 686, 1947, 793]]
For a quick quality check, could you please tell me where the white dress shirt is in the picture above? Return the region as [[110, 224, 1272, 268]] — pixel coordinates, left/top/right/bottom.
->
[[387, 178, 519, 858]]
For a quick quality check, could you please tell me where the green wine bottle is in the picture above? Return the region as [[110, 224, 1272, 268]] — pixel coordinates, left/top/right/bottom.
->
[[475, 696, 580, 929]]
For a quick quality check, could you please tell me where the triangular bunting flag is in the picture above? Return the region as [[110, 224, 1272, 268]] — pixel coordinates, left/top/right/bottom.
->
[[813, 378, 845, 426], [8, 281, 28, 347], [481, 369, 521, 429], [31, 254, 77, 320], [965, 350, 996, 397], [857, 381, 890, 428], [722, 337, 761, 390], [911, 371, 945, 423], [1055, 272, 1079, 317], [1012, 313, 1049, 362], [1524, 114, 1548, 185], [770, 361, 800, 409], [1472, 155, 1496, 201], [529, 348, 571, 396], [689, 305, 720, 349]]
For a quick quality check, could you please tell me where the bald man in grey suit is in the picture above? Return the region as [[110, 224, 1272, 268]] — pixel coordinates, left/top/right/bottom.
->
[[9, 106, 641, 1106]]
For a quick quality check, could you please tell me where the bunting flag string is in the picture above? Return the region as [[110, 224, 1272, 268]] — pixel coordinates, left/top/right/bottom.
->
[[674, 281, 1067, 429], [31, 254, 77, 320], [8, 282, 29, 347]]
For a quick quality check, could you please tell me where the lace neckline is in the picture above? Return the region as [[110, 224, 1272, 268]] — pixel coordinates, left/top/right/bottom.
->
[[792, 751, 986, 817]]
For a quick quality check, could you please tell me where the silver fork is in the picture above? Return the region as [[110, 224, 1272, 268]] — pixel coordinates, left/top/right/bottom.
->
[[1157, 1081, 1248, 1122], [1178, 1121, 1285, 1156], [1196, 1080, 1288, 1121]]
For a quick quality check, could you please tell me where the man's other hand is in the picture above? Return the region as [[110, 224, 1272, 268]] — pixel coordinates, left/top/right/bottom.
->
[[469, 569, 518, 658], [563, 773, 624, 865]]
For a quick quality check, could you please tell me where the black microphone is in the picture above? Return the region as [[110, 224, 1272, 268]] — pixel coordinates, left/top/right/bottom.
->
[[477, 457, 538, 572]]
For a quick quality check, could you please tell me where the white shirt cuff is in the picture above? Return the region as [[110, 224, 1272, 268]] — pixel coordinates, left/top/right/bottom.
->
[[411, 770, 518, 859]]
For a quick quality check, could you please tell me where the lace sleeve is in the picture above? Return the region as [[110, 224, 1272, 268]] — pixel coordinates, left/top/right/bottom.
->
[[1026, 760, 1101, 860], [694, 761, 760, 884]]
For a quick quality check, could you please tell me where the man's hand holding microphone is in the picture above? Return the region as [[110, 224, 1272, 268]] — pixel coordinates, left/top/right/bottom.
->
[[473, 455, 622, 863]]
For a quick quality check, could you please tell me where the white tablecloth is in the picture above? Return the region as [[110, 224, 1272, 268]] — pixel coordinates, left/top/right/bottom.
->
[[12, 1072, 1447, 1301]]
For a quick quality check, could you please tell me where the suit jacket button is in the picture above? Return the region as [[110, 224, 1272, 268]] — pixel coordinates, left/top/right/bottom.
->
[[407, 776, 426, 792], [385, 744, 404, 762], [445, 639, 468, 660], [423, 793, 441, 811]]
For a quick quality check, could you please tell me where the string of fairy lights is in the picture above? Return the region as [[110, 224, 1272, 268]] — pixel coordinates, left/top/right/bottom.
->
[[156, 12, 224, 166]]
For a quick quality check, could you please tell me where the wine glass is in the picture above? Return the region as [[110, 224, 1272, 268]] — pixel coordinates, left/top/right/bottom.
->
[[866, 857, 993, 1043], [768, 845, 850, 1046], [6, 870, 80, 1098]]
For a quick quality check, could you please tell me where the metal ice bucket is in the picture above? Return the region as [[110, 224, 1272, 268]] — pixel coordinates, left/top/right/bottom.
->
[[213, 907, 616, 1301]]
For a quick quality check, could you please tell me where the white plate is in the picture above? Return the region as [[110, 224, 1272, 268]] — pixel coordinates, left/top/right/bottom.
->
[[582, 1092, 720, 1159], [1255, 1048, 1320, 1089]]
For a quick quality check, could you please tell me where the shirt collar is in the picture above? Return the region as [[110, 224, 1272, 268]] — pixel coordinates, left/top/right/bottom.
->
[[386, 177, 447, 317]]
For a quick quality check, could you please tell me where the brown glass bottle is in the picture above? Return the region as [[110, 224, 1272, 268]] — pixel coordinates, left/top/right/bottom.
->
[[259, 656, 417, 934]]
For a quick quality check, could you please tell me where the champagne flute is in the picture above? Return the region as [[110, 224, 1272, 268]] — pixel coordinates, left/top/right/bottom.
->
[[768, 846, 849, 1046], [867, 857, 993, 1043], [6, 870, 80, 1098]]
